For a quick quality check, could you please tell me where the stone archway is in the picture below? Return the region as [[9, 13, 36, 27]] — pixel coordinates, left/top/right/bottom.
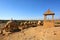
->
[[43, 9, 55, 28]]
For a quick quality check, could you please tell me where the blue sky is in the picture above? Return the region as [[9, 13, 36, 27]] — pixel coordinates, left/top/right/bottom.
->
[[0, 0, 60, 20]]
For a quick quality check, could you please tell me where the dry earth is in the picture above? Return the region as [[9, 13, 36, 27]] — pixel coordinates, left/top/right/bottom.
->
[[0, 26, 60, 40]]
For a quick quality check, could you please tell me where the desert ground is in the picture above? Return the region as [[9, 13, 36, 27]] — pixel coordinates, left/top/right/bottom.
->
[[0, 27, 60, 40]]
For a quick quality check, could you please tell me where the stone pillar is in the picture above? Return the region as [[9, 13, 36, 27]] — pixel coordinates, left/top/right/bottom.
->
[[52, 15, 54, 27], [52, 15, 54, 20], [44, 15, 46, 21]]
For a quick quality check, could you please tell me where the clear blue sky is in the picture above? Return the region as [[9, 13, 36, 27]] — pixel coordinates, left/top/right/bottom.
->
[[0, 0, 60, 20]]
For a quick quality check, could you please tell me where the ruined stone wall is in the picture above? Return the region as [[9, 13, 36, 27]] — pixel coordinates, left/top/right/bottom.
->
[[44, 20, 54, 28]]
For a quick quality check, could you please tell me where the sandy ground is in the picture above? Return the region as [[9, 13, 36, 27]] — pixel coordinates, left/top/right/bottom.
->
[[0, 26, 60, 40]]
